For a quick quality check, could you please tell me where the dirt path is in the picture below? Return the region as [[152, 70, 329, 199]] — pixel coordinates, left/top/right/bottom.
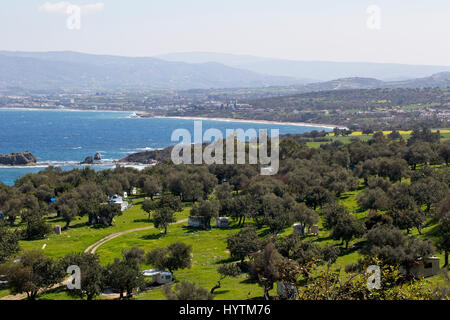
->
[[0, 279, 70, 301], [84, 218, 188, 254], [1, 218, 188, 300]]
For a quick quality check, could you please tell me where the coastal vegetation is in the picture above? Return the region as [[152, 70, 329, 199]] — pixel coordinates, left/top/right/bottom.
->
[[0, 128, 449, 300], [157, 87, 449, 131]]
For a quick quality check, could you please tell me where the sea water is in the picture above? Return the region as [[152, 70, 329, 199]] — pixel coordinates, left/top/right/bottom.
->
[[0, 109, 330, 185]]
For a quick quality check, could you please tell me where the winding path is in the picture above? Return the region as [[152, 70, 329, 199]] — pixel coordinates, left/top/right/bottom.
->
[[1, 218, 188, 300], [84, 218, 188, 254]]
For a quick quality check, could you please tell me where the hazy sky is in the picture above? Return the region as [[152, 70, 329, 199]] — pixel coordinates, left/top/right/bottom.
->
[[0, 0, 449, 65]]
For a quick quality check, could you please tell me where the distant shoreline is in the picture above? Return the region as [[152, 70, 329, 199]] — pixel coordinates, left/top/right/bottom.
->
[[0, 161, 154, 170], [154, 116, 345, 129], [0, 107, 129, 113], [0, 107, 345, 129]]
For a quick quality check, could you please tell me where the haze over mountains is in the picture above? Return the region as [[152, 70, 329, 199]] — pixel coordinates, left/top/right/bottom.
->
[[0, 51, 297, 91], [0, 51, 449, 92], [157, 52, 450, 82]]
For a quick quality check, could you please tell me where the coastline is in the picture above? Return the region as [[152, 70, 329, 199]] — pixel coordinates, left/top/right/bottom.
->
[[153, 116, 346, 130], [0, 107, 346, 129], [0, 107, 130, 113], [0, 160, 153, 170]]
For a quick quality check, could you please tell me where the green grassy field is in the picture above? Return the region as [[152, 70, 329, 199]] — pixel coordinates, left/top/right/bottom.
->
[[0, 288, 11, 299], [17, 196, 189, 259], [104, 224, 262, 300], [7, 171, 449, 300], [306, 132, 450, 148]]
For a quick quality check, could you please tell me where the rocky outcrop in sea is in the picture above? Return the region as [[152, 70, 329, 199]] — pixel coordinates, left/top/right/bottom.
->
[[0, 151, 38, 166], [81, 156, 94, 164], [94, 152, 102, 161]]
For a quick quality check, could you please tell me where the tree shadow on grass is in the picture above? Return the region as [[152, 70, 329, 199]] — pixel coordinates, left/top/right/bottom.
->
[[65, 222, 89, 230], [214, 257, 238, 265], [37, 286, 82, 301], [258, 229, 275, 238], [247, 296, 265, 301], [240, 278, 257, 285], [91, 224, 113, 230], [47, 216, 65, 223], [315, 235, 333, 243], [217, 223, 245, 231], [181, 226, 207, 234], [140, 233, 164, 241], [133, 219, 153, 224], [337, 240, 365, 257], [423, 224, 440, 237], [213, 290, 230, 296]]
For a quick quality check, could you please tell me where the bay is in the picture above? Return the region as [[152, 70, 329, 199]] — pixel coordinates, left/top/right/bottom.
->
[[0, 109, 330, 185]]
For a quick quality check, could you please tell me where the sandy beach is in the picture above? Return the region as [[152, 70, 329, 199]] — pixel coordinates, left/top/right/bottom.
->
[[0, 107, 347, 129], [153, 116, 347, 130]]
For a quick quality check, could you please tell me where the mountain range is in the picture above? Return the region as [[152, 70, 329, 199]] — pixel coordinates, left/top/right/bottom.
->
[[0, 51, 449, 92], [0, 51, 298, 91], [157, 52, 450, 82]]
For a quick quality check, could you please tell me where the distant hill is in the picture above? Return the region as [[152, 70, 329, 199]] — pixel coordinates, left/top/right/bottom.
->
[[387, 72, 450, 89], [1, 51, 449, 93], [119, 147, 173, 164], [156, 52, 450, 82], [0, 51, 300, 91], [245, 87, 449, 112], [290, 72, 450, 93], [296, 77, 385, 92]]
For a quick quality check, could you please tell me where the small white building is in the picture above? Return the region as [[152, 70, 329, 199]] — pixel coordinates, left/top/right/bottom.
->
[[215, 217, 229, 228], [188, 216, 209, 229], [277, 281, 297, 299], [142, 269, 173, 284], [293, 223, 306, 237], [260, 167, 277, 175], [109, 194, 129, 212], [400, 256, 441, 278], [310, 225, 319, 236], [54, 225, 62, 235]]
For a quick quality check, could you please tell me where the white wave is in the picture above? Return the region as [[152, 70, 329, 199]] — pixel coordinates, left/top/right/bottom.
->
[[119, 164, 155, 171], [0, 165, 49, 169], [44, 161, 80, 165], [136, 147, 154, 151], [0, 160, 121, 170]]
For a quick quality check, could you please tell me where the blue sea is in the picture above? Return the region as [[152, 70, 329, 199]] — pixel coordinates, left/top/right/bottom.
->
[[0, 109, 330, 185]]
